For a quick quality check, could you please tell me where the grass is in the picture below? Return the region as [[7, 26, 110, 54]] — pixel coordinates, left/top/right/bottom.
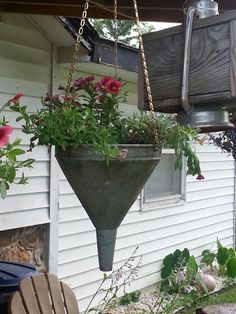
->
[[178, 285, 236, 313]]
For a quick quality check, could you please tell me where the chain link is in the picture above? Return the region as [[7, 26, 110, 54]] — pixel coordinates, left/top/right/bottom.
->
[[66, 0, 90, 92], [114, 0, 118, 75], [132, 0, 160, 143]]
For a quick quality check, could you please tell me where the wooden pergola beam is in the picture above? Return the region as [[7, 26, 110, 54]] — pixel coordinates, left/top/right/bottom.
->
[[0, 0, 235, 22]]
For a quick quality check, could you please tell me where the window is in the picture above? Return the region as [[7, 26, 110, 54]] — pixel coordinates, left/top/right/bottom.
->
[[141, 149, 185, 209]]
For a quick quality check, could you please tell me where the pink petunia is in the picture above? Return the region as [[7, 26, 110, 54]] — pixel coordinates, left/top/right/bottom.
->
[[0, 126, 13, 147], [105, 78, 122, 94], [196, 173, 205, 180], [74, 76, 95, 89], [9, 93, 24, 104], [117, 149, 129, 160], [62, 95, 75, 102]]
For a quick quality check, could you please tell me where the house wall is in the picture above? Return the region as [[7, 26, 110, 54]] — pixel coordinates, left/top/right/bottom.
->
[[0, 13, 51, 268], [0, 13, 235, 313]]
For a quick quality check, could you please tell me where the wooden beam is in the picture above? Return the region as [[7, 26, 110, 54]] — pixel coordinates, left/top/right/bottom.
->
[[0, 3, 184, 22], [0, 0, 235, 22]]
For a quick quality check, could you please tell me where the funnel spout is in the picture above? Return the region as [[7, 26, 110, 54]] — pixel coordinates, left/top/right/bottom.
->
[[96, 229, 117, 271]]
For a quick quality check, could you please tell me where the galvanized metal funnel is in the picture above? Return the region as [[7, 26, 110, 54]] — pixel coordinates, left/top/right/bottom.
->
[[56, 144, 161, 271], [177, 109, 234, 132]]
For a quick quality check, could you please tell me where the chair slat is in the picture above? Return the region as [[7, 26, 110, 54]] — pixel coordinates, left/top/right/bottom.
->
[[10, 292, 28, 314], [61, 282, 79, 314], [47, 274, 65, 314], [31, 274, 53, 314], [10, 273, 79, 314], [20, 277, 41, 314]]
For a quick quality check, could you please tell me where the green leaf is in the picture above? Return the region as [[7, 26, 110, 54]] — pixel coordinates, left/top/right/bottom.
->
[[160, 279, 170, 292], [228, 248, 235, 259], [7, 167, 16, 183], [161, 265, 172, 279], [226, 258, 236, 278], [202, 249, 211, 256], [182, 248, 190, 262], [186, 255, 198, 281], [217, 247, 229, 266], [201, 252, 215, 266], [0, 179, 7, 199], [217, 238, 223, 248], [163, 253, 174, 266], [16, 116, 24, 122], [10, 148, 25, 155], [7, 151, 16, 161]]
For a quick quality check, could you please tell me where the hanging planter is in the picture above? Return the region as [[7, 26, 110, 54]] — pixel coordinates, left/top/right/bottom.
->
[[56, 144, 161, 271], [10, 73, 203, 271]]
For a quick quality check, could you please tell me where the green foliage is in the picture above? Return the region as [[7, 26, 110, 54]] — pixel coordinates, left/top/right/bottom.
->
[[0, 102, 34, 199], [10, 76, 203, 177], [157, 241, 236, 313], [226, 259, 236, 278], [200, 239, 236, 279], [201, 249, 216, 267], [217, 247, 229, 266], [160, 248, 200, 295], [0, 139, 34, 198], [119, 290, 141, 305], [161, 248, 190, 280]]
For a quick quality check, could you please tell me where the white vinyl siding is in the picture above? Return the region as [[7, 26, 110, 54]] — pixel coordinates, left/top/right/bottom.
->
[[0, 13, 51, 230]]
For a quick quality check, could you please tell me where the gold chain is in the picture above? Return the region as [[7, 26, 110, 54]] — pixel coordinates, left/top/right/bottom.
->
[[132, 0, 154, 112], [66, 0, 90, 92], [114, 0, 118, 75], [132, 0, 160, 143]]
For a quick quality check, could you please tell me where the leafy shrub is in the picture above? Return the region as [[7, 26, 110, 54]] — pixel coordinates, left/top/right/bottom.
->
[[119, 290, 141, 305]]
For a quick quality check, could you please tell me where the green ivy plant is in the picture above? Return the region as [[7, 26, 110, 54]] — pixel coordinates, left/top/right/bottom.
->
[[0, 95, 34, 199], [10, 76, 203, 178]]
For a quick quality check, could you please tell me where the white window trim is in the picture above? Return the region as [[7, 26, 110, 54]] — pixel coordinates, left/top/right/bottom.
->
[[140, 148, 187, 211]]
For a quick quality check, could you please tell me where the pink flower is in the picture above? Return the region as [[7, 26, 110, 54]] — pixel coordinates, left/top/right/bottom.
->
[[74, 101, 81, 107], [85, 76, 95, 84], [74, 76, 95, 89], [9, 93, 24, 104], [117, 149, 129, 160], [196, 173, 205, 180], [96, 76, 113, 91], [62, 95, 75, 102], [44, 93, 59, 104], [105, 78, 122, 94], [0, 126, 13, 147], [44, 93, 51, 102]]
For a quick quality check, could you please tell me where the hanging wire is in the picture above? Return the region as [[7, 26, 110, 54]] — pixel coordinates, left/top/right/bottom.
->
[[132, 0, 160, 144], [66, 0, 90, 93], [114, 0, 119, 76]]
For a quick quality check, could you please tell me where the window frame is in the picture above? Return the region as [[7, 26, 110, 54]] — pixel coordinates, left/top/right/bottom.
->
[[140, 148, 186, 211]]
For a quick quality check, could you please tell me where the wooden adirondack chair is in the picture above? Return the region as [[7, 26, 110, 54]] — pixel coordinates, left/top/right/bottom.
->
[[9, 273, 79, 314]]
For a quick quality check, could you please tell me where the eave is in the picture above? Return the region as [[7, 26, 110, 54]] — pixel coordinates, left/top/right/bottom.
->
[[0, 0, 235, 22]]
